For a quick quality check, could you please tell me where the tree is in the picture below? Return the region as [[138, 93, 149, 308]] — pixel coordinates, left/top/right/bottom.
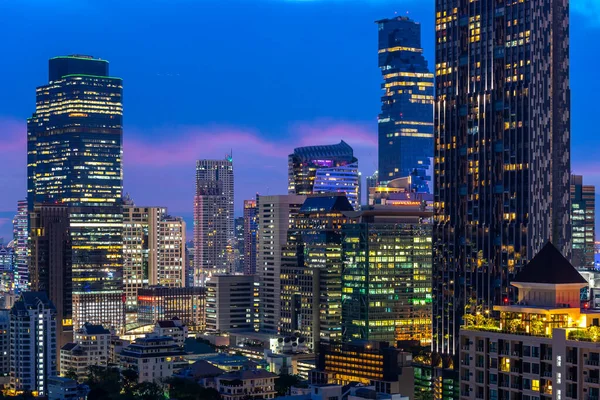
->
[[64, 367, 79, 381], [132, 382, 166, 400], [275, 374, 302, 396], [121, 368, 140, 396], [415, 390, 434, 400]]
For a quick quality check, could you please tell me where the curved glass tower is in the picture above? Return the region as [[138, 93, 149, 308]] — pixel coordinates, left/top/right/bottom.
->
[[288, 140, 360, 209]]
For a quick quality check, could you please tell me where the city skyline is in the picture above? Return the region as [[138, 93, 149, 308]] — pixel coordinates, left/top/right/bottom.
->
[[1, 1, 599, 241]]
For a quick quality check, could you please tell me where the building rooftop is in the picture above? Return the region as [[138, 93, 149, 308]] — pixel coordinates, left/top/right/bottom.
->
[[513, 242, 588, 285], [291, 140, 355, 161], [218, 369, 277, 381], [81, 322, 111, 335], [185, 360, 225, 378], [61, 342, 78, 352], [11, 292, 56, 315], [300, 195, 354, 213]]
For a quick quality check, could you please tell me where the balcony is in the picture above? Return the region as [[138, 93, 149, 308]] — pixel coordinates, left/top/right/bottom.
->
[[586, 360, 600, 366], [586, 377, 600, 384]]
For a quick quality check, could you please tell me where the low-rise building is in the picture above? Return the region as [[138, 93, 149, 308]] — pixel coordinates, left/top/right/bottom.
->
[[60, 323, 111, 380], [47, 376, 89, 400], [311, 340, 414, 396], [119, 336, 186, 383], [153, 318, 187, 347], [459, 242, 600, 400], [109, 335, 130, 365], [216, 369, 277, 400]]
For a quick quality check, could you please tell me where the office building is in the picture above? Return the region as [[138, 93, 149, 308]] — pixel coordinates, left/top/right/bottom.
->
[[311, 341, 414, 396], [0, 246, 15, 295], [123, 206, 186, 317], [288, 141, 360, 210], [235, 216, 245, 273], [257, 194, 306, 333], [243, 199, 258, 275], [457, 242, 600, 400], [137, 286, 205, 332], [571, 175, 595, 269], [376, 17, 434, 190], [12, 200, 28, 292], [60, 323, 111, 380], [27, 55, 124, 331], [433, 0, 571, 361], [280, 195, 354, 349], [29, 204, 73, 364], [156, 215, 186, 287], [342, 202, 433, 346], [194, 157, 234, 282], [9, 292, 57, 397], [206, 274, 254, 333], [120, 336, 186, 383]]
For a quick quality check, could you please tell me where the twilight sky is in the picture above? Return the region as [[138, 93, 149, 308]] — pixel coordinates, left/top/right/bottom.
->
[[0, 0, 599, 239]]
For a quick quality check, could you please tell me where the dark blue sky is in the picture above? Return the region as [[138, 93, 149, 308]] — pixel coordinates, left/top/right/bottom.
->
[[0, 0, 599, 238]]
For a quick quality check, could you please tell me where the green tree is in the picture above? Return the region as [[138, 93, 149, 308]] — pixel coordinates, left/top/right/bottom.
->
[[415, 390, 434, 400], [132, 381, 166, 400], [64, 367, 79, 381], [275, 374, 302, 396]]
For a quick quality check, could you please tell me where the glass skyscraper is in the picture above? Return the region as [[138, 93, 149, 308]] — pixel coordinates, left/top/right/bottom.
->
[[433, 0, 571, 362], [377, 17, 434, 190], [571, 175, 595, 269], [288, 141, 360, 209], [27, 55, 124, 331]]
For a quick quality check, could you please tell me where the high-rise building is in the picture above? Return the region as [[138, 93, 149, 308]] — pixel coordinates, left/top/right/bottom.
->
[[205, 274, 254, 333], [157, 216, 186, 287], [29, 204, 73, 364], [243, 200, 258, 275], [288, 141, 360, 210], [194, 157, 234, 282], [571, 175, 595, 269], [9, 292, 57, 397], [27, 55, 124, 331], [376, 17, 434, 189], [235, 216, 245, 273], [0, 310, 9, 378], [12, 200, 28, 292], [122, 206, 186, 318], [458, 243, 594, 400], [341, 202, 433, 346], [257, 194, 306, 333], [0, 246, 15, 295], [280, 195, 354, 349], [433, 0, 571, 360]]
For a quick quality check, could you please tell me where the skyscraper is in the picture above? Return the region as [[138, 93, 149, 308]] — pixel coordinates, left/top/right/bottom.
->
[[257, 194, 306, 333], [433, 0, 571, 360], [27, 55, 124, 331], [280, 195, 353, 349], [376, 17, 434, 190], [243, 199, 258, 275], [194, 157, 234, 282], [342, 203, 433, 346], [288, 141, 360, 210], [571, 175, 595, 269], [12, 200, 28, 292], [29, 204, 73, 365], [122, 205, 186, 320]]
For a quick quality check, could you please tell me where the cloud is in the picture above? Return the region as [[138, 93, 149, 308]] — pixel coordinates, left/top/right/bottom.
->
[[122, 120, 377, 213]]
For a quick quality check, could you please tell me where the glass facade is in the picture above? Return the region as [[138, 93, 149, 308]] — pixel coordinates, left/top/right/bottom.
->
[[243, 200, 258, 275], [432, 0, 571, 357], [27, 55, 124, 331], [341, 210, 433, 345], [12, 200, 28, 293], [571, 175, 595, 269], [377, 17, 434, 189], [288, 141, 360, 210], [280, 195, 354, 349]]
